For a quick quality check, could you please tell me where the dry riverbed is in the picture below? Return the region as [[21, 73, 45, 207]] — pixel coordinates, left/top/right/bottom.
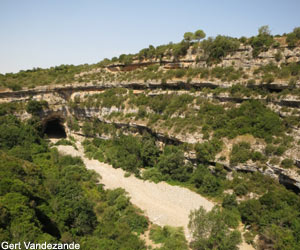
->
[[56, 143, 213, 240], [56, 142, 254, 249]]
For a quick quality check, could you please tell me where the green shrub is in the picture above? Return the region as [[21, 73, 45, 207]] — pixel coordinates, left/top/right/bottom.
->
[[230, 142, 251, 166], [189, 206, 241, 249], [191, 165, 223, 196], [142, 168, 165, 183], [202, 35, 240, 63], [269, 157, 280, 165], [249, 26, 275, 57], [281, 158, 293, 168], [233, 183, 248, 196], [275, 51, 282, 62], [54, 139, 72, 146], [222, 208, 241, 228], [150, 225, 188, 249], [195, 138, 223, 163], [275, 145, 287, 156], [222, 194, 238, 209], [137, 107, 147, 119], [157, 145, 192, 182], [286, 32, 297, 47], [265, 144, 276, 155], [26, 100, 48, 115], [0, 64, 90, 89]]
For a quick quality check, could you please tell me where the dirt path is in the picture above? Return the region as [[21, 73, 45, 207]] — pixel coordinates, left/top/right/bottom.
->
[[56, 143, 255, 249]]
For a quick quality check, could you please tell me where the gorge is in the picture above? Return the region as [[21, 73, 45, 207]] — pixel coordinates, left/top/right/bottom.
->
[[1, 28, 300, 249]]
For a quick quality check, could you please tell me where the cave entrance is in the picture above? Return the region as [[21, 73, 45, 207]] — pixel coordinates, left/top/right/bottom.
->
[[44, 118, 66, 138]]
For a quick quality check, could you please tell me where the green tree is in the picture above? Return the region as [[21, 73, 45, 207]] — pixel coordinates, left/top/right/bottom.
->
[[194, 30, 206, 42], [140, 136, 159, 167], [26, 100, 48, 115], [222, 194, 238, 210], [259, 225, 298, 250], [189, 206, 241, 250], [250, 26, 274, 57], [157, 145, 191, 181], [195, 138, 223, 163], [281, 158, 293, 168], [184, 32, 194, 42], [191, 165, 222, 196], [201, 35, 240, 62], [293, 27, 300, 39], [238, 199, 262, 225], [286, 32, 297, 47], [258, 25, 271, 36]]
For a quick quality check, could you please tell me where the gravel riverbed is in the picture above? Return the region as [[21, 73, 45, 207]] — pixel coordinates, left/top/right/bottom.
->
[[56, 143, 254, 249]]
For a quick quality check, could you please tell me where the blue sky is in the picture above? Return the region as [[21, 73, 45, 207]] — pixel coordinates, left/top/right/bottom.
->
[[0, 0, 299, 73]]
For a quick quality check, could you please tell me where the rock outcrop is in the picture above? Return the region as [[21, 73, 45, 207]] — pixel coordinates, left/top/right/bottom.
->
[[1, 43, 300, 194]]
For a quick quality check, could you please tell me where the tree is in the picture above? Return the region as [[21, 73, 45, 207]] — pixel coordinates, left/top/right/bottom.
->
[[26, 100, 48, 115], [140, 136, 159, 167], [157, 145, 191, 181], [195, 138, 223, 163], [222, 194, 238, 210], [258, 25, 271, 36], [184, 32, 194, 42], [194, 30, 206, 42], [191, 165, 222, 196], [293, 27, 300, 39], [286, 32, 297, 47], [238, 199, 262, 225], [259, 225, 297, 250], [250, 26, 274, 57], [189, 206, 241, 250], [201, 35, 240, 62]]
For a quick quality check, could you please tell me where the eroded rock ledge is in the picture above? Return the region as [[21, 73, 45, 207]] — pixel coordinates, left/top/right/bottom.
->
[[1, 80, 300, 194], [34, 104, 300, 194]]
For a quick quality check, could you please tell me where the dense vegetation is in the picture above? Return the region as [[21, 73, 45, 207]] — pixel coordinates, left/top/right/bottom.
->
[[149, 225, 188, 250], [68, 87, 300, 180], [286, 27, 300, 47], [81, 123, 300, 249], [83, 134, 192, 182], [0, 102, 25, 116], [75, 89, 289, 145], [189, 206, 241, 250], [0, 64, 92, 90], [201, 35, 240, 63], [239, 188, 300, 249], [0, 116, 150, 249]]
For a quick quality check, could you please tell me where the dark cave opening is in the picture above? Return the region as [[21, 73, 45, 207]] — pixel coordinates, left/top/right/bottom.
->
[[44, 119, 66, 138]]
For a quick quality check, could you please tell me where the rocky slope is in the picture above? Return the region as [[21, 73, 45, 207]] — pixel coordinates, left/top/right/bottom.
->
[[2, 85, 300, 194], [1, 40, 300, 194]]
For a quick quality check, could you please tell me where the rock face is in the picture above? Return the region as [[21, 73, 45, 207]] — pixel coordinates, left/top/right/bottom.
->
[[1, 44, 300, 194], [2, 84, 300, 194], [265, 164, 300, 193], [1, 44, 300, 100], [36, 102, 300, 194], [227, 163, 300, 194], [105, 45, 300, 74]]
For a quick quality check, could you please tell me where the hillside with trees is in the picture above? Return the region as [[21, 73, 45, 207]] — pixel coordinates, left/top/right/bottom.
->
[[1, 26, 300, 250]]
